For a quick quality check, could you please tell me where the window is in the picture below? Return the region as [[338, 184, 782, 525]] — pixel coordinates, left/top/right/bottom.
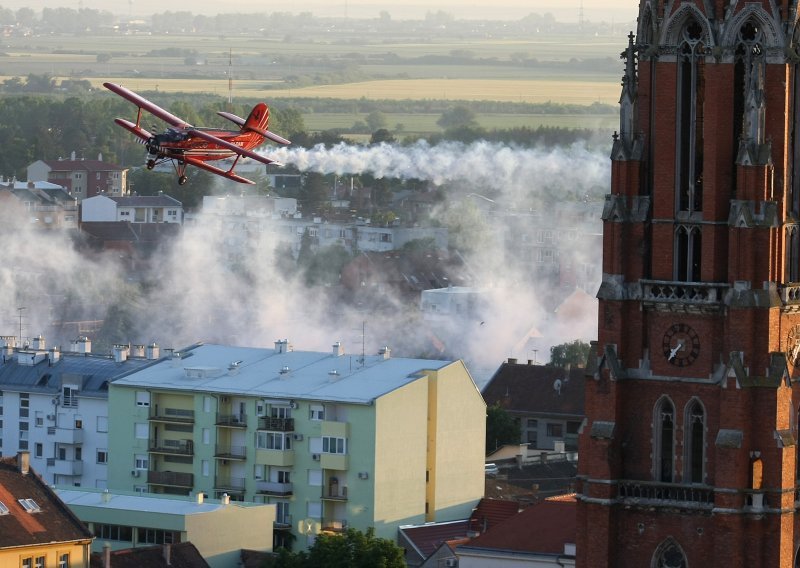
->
[[276, 501, 290, 524], [19, 393, 29, 418], [270, 405, 291, 419], [97, 416, 108, 433], [676, 18, 705, 215], [674, 224, 702, 282], [202, 428, 210, 444], [134, 423, 149, 439], [684, 399, 705, 483], [74, 417, 82, 429], [308, 469, 322, 486], [202, 460, 210, 477], [97, 449, 108, 464], [58, 552, 70, 568], [654, 397, 675, 482], [138, 527, 180, 545], [94, 523, 133, 541], [34, 443, 42, 458], [34, 412, 43, 427], [653, 538, 687, 568], [18, 498, 41, 512], [276, 470, 291, 483], [134, 454, 148, 470], [75, 447, 82, 461], [307, 501, 321, 518], [256, 431, 291, 450], [135, 391, 150, 407], [34, 556, 45, 568], [62, 386, 78, 408], [310, 404, 325, 421], [0, 500, 8, 514], [322, 436, 346, 454], [22, 558, 32, 568], [546, 423, 563, 438], [254, 464, 266, 479]]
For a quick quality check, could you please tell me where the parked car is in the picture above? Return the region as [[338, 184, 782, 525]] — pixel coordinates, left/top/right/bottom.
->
[[484, 462, 499, 477]]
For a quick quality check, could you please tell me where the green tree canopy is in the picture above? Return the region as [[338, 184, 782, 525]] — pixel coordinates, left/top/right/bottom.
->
[[486, 403, 520, 452], [269, 527, 405, 568], [436, 105, 478, 130], [548, 339, 591, 368]]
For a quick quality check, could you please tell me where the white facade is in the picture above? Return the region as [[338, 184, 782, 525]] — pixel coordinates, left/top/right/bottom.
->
[[81, 195, 183, 224], [420, 286, 483, 321]]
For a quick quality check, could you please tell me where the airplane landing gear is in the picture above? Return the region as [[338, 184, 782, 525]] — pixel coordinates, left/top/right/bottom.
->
[[146, 159, 156, 170], [178, 175, 188, 185]]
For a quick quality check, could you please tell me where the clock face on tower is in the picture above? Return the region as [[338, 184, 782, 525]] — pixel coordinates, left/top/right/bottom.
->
[[787, 324, 800, 367], [662, 323, 701, 367]]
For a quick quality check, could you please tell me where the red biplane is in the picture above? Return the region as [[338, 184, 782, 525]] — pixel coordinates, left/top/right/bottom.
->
[[104, 82, 290, 185]]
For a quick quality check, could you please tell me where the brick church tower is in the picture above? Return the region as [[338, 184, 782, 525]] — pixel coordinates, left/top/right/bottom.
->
[[577, 0, 800, 566]]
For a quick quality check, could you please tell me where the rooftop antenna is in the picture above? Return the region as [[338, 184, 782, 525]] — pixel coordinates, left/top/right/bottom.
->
[[17, 307, 26, 345]]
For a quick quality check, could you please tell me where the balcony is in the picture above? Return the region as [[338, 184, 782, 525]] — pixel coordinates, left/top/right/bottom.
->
[[215, 476, 246, 493], [320, 453, 348, 471], [322, 486, 348, 501], [256, 480, 294, 496], [257, 416, 295, 432], [321, 519, 348, 533], [48, 427, 83, 445], [255, 449, 295, 467], [641, 280, 728, 313], [215, 445, 247, 460], [150, 408, 195, 424], [321, 420, 349, 438], [50, 458, 83, 476], [275, 514, 293, 530], [147, 470, 194, 488], [149, 439, 194, 456], [216, 413, 247, 428], [617, 480, 714, 509]]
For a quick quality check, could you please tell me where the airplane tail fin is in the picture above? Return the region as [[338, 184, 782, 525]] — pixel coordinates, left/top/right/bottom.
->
[[242, 103, 291, 145]]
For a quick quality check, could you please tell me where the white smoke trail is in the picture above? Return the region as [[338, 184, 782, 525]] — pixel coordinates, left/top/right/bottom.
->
[[268, 140, 609, 194]]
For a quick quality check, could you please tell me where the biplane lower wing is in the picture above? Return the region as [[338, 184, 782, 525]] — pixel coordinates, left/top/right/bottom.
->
[[182, 156, 257, 184], [113, 118, 153, 142], [189, 128, 285, 167]]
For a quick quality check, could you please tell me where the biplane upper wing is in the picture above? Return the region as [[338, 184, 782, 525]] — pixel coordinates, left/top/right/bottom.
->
[[217, 111, 291, 145], [104, 82, 191, 128], [182, 156, 257, 184], [189, 128, 285, 167]]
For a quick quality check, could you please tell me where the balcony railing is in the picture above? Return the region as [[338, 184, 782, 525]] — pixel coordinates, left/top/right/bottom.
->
[[321, 519, 348, 533], [215, 476, 246, 492], [150, 408, 195, 424], [216, 413, 247, 428], [256, 480, 294, 496], [322, 484, 348, 500], [617, 480, 714, 507], [215, 445, 247, 460], [147, 470, 194, 488], [275, 514, 293, 529], [148, 439, 194, 455], [257, 416, 295, 432], [641, 280, 728, 311]]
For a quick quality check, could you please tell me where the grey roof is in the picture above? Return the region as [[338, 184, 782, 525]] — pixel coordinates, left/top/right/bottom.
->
[[55, 488, 252, 516], [112, 343, 457, 404], [110, 195, 182, 207], [0, 351, 157, 397]]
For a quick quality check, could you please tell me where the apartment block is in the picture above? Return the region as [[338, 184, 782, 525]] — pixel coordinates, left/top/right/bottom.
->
[[106, 341, 485, 547]]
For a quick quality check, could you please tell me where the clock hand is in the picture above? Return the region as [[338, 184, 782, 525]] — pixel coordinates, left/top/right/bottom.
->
[[669, 340, 684, 361]]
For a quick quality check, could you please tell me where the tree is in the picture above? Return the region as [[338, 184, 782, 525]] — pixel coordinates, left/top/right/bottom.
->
[[365, 110, 388, 132], [548, 339, 591, 368], [269, 527, 405, 568], [436, 105, 478, 130], [486, 403, 520, 452]]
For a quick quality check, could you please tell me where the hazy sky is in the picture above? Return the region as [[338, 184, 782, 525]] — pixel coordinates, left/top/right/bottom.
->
[[15, 0, 636, 24]]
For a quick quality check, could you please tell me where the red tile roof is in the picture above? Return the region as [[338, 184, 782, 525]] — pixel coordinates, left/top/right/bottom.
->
[[0, 455, 93, 549], [459, 497, 576, 555], [89, 543, 209, 568], [401, 520, 470, 559], [469, 498, 520, 533]]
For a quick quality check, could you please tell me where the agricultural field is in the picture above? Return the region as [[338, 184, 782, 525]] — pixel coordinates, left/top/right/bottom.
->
[[0, 22, 625, 133]]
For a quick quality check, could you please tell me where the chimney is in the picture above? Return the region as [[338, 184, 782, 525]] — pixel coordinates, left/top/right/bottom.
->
[[70, 336, 91, 354], [221, 493, 230, 505], [145, 342, 160, 360], [101, 489, 111, 503], [112, 344, 129, 363], [132, 344, 145, 358], [378, 346, 391, 360], [508, 357, 517, 364], [163, 543, 171, 566], [332, 341, 344, 357], [17, 451, 30, 475], [31, 335, 45, 350], [275, 339, 292, 354], [103, 542, 111, 568], [49, 347, 61, 364]]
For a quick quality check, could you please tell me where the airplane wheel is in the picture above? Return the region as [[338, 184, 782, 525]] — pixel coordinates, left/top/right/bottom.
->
[[146, 160, 155, 170], [178, 175, 188, 185]]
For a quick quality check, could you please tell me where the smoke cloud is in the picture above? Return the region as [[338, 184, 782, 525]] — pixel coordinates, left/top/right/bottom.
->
[[0, 140, 608, 385]]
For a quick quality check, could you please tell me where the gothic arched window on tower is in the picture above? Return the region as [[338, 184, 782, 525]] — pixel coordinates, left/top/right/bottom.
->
[[653, 538, 688, 568], [654, 397, 675, 483], [675, 224, 702, 281], [677, 18, 705, 214], [787, 226, 800, 282], [734, 20, 766, 170], [684, 399, 705, 484]]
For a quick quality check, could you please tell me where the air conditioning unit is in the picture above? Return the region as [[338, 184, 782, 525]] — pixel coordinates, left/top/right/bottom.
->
[[293, 434, 304, 441], [358, 471, 369, 480], [289, 401, 298, 409], [312, 453, 320, 461], [131, 470, 140, 477], [445, 558, 458, 567], [46, 414, 55, 421]]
